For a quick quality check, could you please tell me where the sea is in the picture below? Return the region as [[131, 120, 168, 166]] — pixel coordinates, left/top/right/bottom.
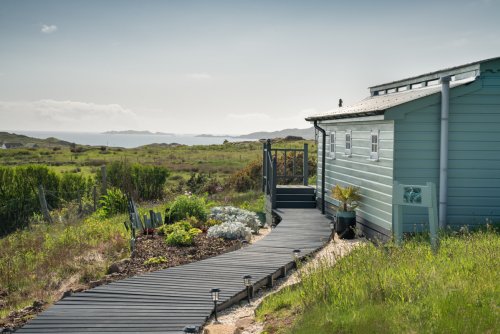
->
[[13, 131, 254, 148]]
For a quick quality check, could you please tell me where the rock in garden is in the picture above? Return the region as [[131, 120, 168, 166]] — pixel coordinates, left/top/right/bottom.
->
[[235, 316, 254, 329], [107, 258, 130, 274]]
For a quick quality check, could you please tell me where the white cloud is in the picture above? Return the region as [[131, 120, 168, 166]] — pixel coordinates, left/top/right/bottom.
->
[[0, 99, 139, 132], [186, 73, 212, 80], [226, 113, 271, 120], [41, 24, 58, 34]]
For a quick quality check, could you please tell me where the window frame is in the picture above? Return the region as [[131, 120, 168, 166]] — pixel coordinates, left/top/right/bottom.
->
[[328, 131, 336, 159], [369, 129, 380, 161], [345, 129, 352, 157]]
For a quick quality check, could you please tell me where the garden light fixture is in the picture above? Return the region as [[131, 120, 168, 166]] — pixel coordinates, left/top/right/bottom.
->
[[243, 275, 252, 303], [182, 325, 199, 333], [293, 249, 301, 260], [210, 288, 220, 323]]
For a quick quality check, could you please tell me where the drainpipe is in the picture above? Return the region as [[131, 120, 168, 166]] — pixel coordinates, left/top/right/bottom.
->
[[313, 120, 326, 214], [439, 76, 451, 229]]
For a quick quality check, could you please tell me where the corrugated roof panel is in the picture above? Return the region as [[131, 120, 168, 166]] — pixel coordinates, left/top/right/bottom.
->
[[306, 77, 475, 121]]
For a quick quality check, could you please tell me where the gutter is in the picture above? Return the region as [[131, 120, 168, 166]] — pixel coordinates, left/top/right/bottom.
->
[[439, 76, 451, 229], [313, 120, 326, 214]]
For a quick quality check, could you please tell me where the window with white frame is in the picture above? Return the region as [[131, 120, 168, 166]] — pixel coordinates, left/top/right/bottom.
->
[[370, 129, 380, 160], [328, 131, 336, 159], [345, 130, 352, 156]]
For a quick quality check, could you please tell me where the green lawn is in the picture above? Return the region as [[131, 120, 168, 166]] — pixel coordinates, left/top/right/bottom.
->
[[256, 229, 500, 334]]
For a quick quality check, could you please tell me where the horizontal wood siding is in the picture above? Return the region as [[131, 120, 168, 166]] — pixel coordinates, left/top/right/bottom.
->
[[446, 70, 500, 227], [394, 67, 500, 230], [317, 121, 394, 232]]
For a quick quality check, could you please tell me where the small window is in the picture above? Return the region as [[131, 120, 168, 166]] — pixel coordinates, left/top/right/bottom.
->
[[328, 131, 336, 159], [370, 129, 380, 160], [345, 130, 352, 156]]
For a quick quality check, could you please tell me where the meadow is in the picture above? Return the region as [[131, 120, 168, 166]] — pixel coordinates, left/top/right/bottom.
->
[[256, 229, 500, 334]]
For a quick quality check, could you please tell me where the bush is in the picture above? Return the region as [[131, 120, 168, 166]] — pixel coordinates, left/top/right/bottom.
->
[[157, 220, 193, 236], [207, 221, 251, 241], [59, 173, 91, 202], [143, 256, 168, 266], [165, 228, 194, 246], [166, 195, 207, 223], [97, 188, 128, 218], [187, 172, 223, 195], [188, 228, 202, 237], [226, 160, 262, 192], [0, 165, 60, 236], [102, 161, 169, 200], [209, 206, 262, 233]]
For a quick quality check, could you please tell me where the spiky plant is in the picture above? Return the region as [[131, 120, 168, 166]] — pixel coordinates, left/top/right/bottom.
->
[[332, 184, 361, 212]]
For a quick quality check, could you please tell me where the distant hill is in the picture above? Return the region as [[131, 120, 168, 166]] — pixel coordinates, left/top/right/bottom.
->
[[238, 127, 315, 140], [102, 130, 173, 135], [0, 132, 72, 148]]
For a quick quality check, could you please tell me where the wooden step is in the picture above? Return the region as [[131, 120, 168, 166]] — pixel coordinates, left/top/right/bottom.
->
[[276, 186, 315, 195], [276, 194, 316, 202], [276, 201, 316, 209]]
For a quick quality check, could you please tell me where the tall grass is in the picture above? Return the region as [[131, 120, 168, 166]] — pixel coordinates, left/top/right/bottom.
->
[[257, 229, 499, 334], [0, 212, 129, 317]]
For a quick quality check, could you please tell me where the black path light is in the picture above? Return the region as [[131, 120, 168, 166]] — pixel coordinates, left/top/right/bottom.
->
[[330, 220, 335, 239], [293, 249, 301, 260], [243, 275, 253, 303], [210, 288, 220, 323], [182, 325, 200, 333]]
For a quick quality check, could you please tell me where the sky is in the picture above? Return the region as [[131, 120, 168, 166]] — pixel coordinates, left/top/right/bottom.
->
[[1, 0, 499, 135]]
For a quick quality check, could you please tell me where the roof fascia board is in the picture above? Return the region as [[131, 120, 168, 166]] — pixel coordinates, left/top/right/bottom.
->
[[312, 115, 385, 124], [369, 64, 480, 94]]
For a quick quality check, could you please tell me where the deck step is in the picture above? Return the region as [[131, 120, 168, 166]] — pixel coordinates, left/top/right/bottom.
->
[[276, 186, 315, 195], [276, 193, 316, 202], [276, 201, 316, 209]]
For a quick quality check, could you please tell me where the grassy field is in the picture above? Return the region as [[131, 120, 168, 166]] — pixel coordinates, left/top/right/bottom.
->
[[0, 139, 315, 179], [256, 229, 500, 334], [0, 209, 129, 318]]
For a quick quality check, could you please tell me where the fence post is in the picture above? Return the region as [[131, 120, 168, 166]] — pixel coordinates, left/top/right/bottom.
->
[[101, 165, 107, 195], [303, 143, 309, 186], [38, 184, 53, 224], [272, 158, 277, 209]]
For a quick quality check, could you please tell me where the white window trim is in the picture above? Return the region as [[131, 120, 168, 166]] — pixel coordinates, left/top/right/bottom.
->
[[345, 129, 352, 157], [369, 129, 380, 161], [328, 131, 336, 159]]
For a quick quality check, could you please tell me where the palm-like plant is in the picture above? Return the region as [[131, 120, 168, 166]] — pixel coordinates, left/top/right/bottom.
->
[[332, 184, 361, 212]]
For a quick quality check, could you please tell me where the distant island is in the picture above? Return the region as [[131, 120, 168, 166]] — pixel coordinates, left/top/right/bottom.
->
[[102, 130, 174, 135], [237, 127, 314, 140]]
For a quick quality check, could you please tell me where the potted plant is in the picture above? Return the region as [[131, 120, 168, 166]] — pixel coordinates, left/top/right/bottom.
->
[[332, 184, 361, 239]]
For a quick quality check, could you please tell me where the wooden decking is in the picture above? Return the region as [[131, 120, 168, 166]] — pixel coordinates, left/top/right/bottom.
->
[[17, 209, 331, 334]]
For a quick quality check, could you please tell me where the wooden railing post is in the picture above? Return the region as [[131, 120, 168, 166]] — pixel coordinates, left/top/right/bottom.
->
[[272, 158, 277, 209], [303, 143, 309, 186], [262, 142, 267, 192]]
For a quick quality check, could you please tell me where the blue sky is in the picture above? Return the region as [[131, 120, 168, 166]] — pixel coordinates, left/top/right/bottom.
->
[[1, 0, 499, 134]]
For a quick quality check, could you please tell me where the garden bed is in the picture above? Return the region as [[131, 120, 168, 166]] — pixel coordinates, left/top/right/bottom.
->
[[0, 233, 241, 331]]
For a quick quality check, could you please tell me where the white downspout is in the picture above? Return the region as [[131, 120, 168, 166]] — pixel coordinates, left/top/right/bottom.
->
[[439, 76, 451, 229]]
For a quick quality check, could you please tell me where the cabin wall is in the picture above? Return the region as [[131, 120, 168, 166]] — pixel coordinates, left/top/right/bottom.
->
[[393, 65, 500, 230], [316, 120, 394, 238]]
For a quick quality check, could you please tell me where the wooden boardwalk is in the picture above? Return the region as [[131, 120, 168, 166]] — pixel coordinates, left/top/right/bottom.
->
[[17, 209, 331, 334]]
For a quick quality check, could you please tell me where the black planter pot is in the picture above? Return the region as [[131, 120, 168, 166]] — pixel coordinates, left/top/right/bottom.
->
[[335, 211, 356, 239]]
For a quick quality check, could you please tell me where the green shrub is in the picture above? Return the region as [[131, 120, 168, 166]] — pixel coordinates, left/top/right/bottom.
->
[[226, 160, 261, 192], [59, 173, 91, 202], [165, 228, 194, 247], [188, 228, 202, 237], [97, 188, 128, 218], [143, 256, 168, 266], [101, 161, 169, 201], [0, 165, 60, 236], [157, 220, 193, 236], [166, 195, 207, 223]]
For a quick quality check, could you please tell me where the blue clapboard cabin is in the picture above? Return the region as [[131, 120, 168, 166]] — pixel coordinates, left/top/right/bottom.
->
[[305, 57, 500, 240]]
